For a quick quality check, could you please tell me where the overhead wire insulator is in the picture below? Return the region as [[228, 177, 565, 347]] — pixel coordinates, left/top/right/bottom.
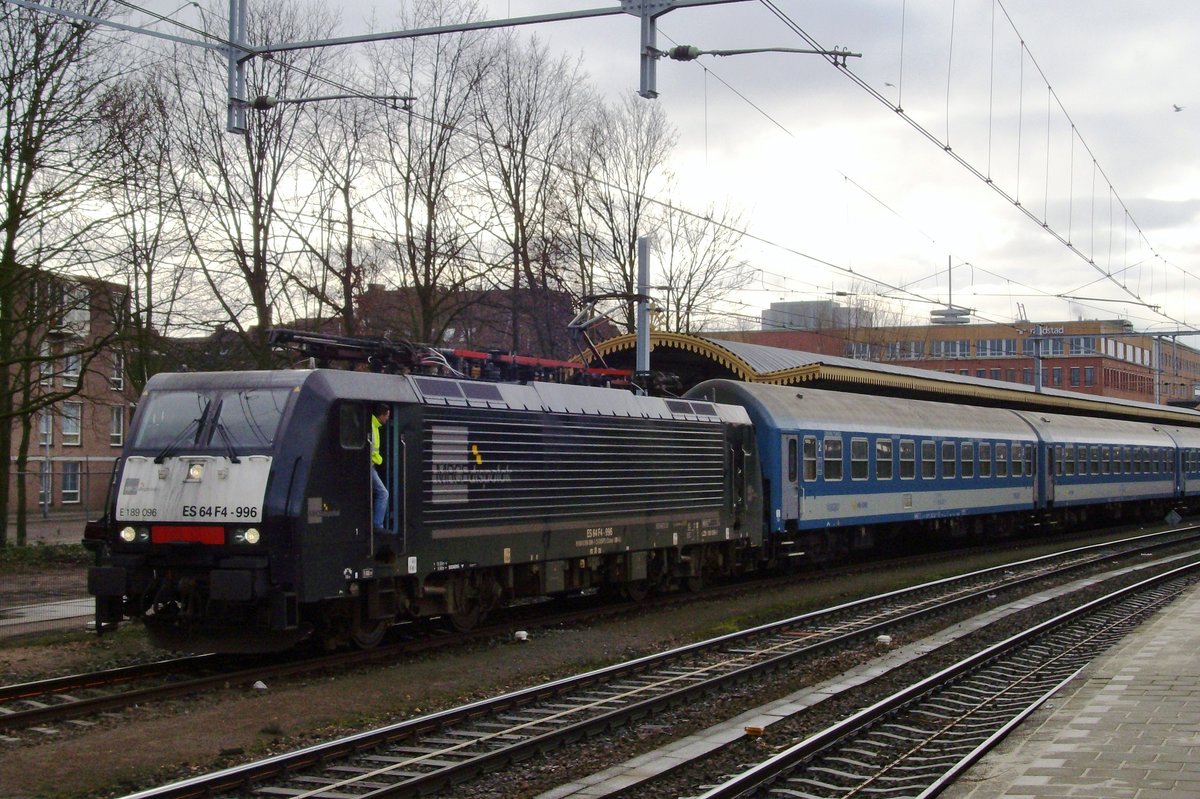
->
[[667, 45, 702, 61]]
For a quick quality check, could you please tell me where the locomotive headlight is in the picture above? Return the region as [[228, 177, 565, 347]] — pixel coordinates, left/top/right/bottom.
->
[[186, 462, 204, 482], [120, 526, 137, 542], [232, 527, 261, 545]]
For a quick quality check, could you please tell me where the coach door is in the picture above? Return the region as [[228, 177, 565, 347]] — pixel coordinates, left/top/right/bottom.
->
[[781, 435, 799, 521]]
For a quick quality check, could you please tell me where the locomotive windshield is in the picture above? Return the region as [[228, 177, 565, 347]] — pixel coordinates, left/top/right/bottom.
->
[[129, 388, 291, 453]]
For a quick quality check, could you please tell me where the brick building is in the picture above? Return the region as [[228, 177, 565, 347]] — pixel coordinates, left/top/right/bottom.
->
[[5, 274, 134, 524], [709, 317, 1200, 406]]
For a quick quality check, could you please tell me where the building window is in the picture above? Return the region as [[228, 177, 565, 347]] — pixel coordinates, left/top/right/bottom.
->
[[1052, 367, 1063, 386], [931, 339, 971, 358], [978, 338, 1016, 357], [1084, 366, 1096, 386], [1069, 336, 1097, 355], [1070, 367, 1081, 387], [39, 461, 52, 506], [61, 402, 82, 446], [1022, 368, 1033, 384], [845, 342, 872, 360], [110, 405, 125, 446], [111, 351, 125, 390], [39, 412, 52, 446], [39, 342, 53, 384], [61, 461, 81, 504], [63, 352, 81, 387], [989, 368, 1001, 380]]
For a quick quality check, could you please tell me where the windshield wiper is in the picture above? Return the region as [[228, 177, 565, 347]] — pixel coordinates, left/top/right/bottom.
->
[[214, 422, 242, 464], [153, 417, 201, 464]]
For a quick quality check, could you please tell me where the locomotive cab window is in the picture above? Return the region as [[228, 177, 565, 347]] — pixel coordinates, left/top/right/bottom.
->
[[339, 403, 365, 449]]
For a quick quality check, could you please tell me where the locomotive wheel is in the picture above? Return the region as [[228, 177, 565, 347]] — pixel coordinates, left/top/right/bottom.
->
[[623, 580, 651, 602], [351, 600, 389, 649], [447, 600, 482, 632]]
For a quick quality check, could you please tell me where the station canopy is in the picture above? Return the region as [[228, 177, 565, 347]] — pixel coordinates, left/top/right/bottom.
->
[[585, 332, 1200, 426]]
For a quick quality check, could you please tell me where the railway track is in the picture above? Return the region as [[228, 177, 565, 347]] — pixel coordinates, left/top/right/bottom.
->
[[1, 526, 1169, 743], [108, 526, 1200, 799], [688, 562, 1200, 799]]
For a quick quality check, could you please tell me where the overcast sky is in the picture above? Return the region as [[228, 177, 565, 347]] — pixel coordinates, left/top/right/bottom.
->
[[135, 0, 1200, 333], [470, 0, 1200, 333]]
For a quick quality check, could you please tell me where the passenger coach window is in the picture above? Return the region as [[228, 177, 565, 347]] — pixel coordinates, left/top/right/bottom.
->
[[1064, 445, 1075, 476], [921, 441, 936, 479], [996, 443, 1009, 477], [1102, 447, 1111, 474], [979, 442, 992, 477], [1091, 446, 1100, 475], [787, 438, 798, 482], [899, 440, 915, 479], [1026, 444, 1035, 476], [961, 443, 974, 477], [803, 436, 818, 481], [877, 440, 893, 480], [339, 403, 365, 449], [823, 437, 843, 481], [1011, 442, 1023, 476], [851, 438, 869, 480], [941, 441, 956, 478]]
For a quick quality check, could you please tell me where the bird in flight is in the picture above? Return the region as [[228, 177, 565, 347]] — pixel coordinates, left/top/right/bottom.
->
[[1174, 104, 1185, 112]]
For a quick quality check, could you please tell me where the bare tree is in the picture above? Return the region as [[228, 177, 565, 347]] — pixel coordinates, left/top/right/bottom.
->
[[358, 0, 494, 345], [574, 93, 677, 333], [0, 1, 129, 545], [91, 74, 196, 392], [165, 0, 341, 366], [278, 93, 381, 337], [473, 32, 593, 355], [656, 202, 752, 334]]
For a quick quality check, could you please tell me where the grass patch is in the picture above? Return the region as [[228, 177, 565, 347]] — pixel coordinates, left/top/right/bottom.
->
[[0, 541, 90, 569]]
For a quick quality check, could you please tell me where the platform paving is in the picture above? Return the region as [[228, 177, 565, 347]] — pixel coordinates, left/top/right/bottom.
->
[[943, 579, 1200, 799], [540, 573, 1200, 799]]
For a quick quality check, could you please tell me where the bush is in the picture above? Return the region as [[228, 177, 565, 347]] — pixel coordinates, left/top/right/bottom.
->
[[0, 542, 90, 569]]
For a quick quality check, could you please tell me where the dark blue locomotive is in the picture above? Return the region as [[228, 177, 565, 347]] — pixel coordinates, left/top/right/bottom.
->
[[86, 369, 760, 650], [86, 369, 1200, 651]]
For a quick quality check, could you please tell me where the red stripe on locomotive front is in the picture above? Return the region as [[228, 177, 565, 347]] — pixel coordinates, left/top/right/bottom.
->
[[151, 526, 224, 545]]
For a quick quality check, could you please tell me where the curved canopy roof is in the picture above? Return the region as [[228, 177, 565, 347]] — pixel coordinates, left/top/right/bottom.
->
[[588, 332, 1200, 427]]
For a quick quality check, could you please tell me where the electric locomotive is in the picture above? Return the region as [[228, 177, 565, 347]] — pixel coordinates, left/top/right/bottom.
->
[[86, 368, 762, 651]]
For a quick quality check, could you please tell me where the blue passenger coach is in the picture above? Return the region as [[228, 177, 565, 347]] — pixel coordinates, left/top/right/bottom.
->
[[687, 380, 1040, 559]]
